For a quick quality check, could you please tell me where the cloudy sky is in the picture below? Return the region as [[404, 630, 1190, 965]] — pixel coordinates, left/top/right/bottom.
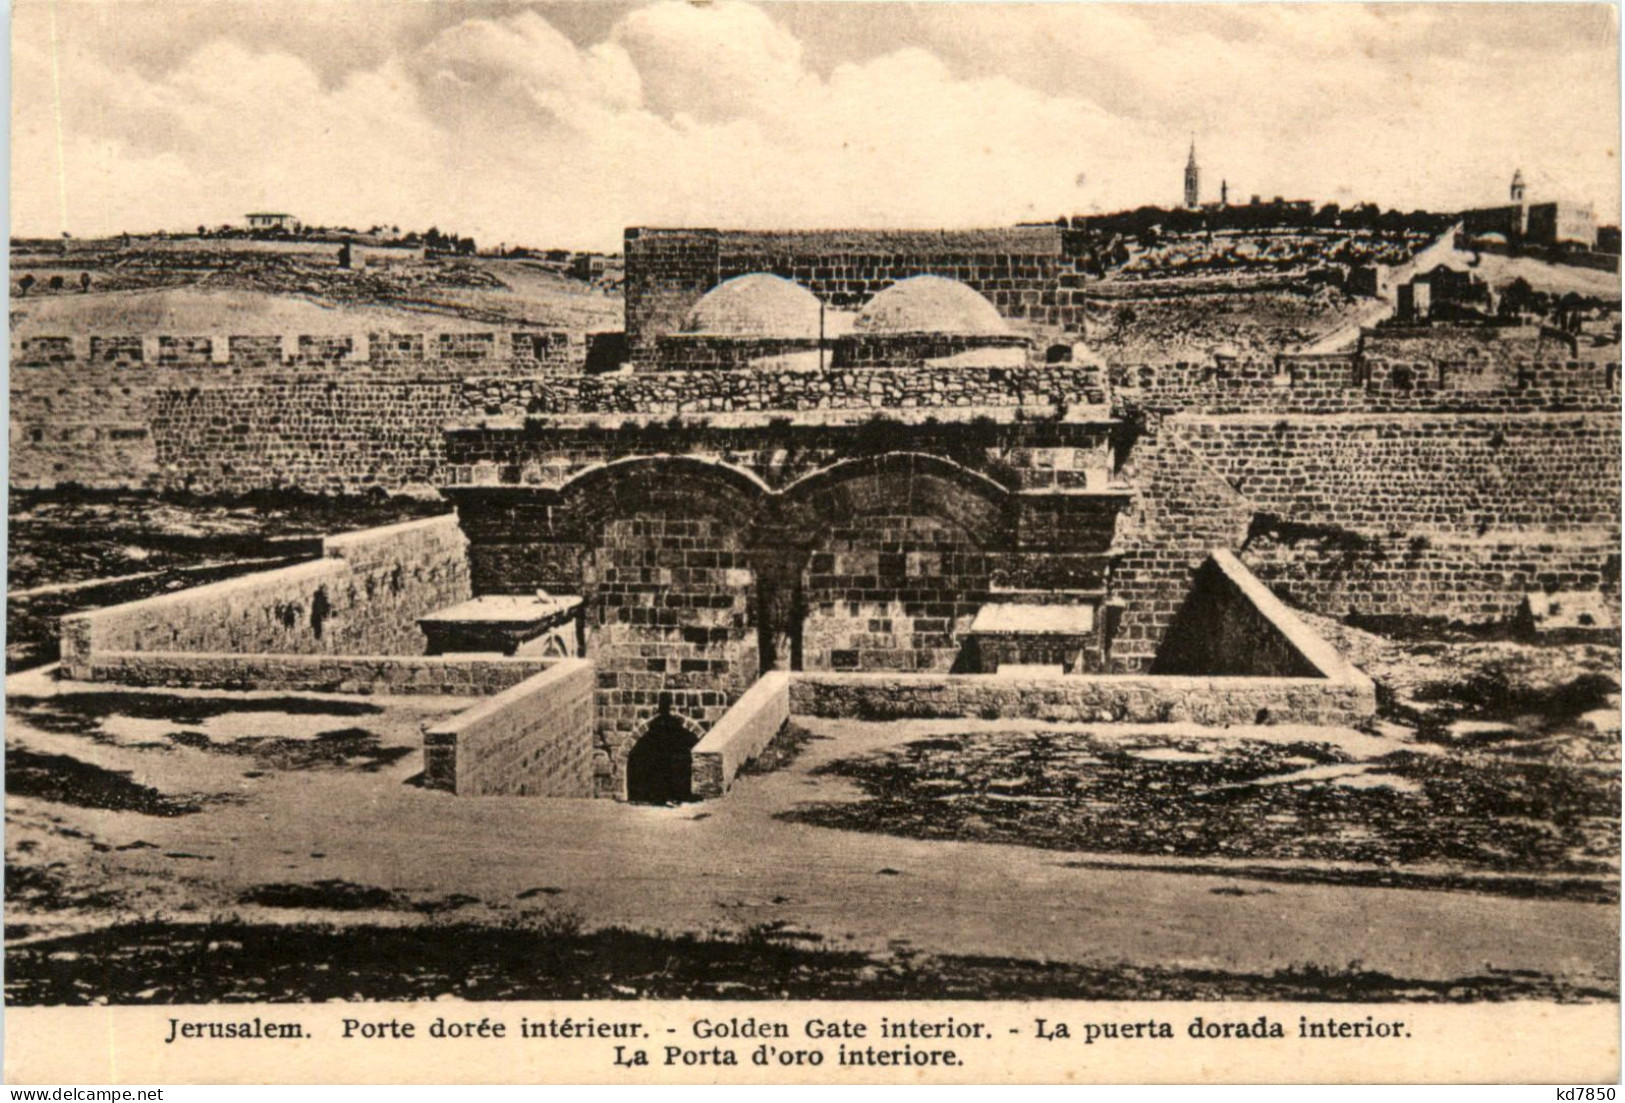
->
[[10, 1, 1620, 250]]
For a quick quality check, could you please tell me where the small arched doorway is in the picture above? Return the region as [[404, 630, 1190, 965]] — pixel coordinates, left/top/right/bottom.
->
[[625, 715, 701, 804]]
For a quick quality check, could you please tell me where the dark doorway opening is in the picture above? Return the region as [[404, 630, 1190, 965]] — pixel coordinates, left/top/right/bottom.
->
[[626, 715, 700, 804]]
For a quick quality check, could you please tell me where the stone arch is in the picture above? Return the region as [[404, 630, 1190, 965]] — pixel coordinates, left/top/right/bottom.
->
[[552, 455, 769, 540], [763, 452, 1016, 673], [623, 710, 707, 804], [771, 452, 1013, 549], [550, 454, 766, 796]]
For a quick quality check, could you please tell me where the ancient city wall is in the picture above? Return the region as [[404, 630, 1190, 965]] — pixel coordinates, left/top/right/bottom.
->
[[10, 331, 579, 492], [60, 514, 470, 678], [1109, 408, 1621, 661], [1109, 355, 1619, 416], [1176, 413, 1620, 535], [1240, 531, 1620, 625], [13, 321, 1616, 496], [422, 659, 596, 797]]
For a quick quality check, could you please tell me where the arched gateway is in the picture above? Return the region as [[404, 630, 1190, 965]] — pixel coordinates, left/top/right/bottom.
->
[[625, 713, 703, 804]]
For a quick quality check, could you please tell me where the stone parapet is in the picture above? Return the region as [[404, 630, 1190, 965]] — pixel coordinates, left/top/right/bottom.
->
[[422, 659, 596, 796]]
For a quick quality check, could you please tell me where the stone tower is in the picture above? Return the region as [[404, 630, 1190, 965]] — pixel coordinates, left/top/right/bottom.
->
[[1511, 168, 1529, 238], [1184, 139, 1200, 209]]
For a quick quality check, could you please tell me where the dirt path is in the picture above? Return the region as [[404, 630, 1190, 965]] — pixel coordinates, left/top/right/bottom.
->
[[7, 672, 1616, 989]]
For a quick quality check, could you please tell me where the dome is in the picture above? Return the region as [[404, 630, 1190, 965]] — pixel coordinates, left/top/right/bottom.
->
[[855, 276, 1011, 336], [682, 274, 822, 339]]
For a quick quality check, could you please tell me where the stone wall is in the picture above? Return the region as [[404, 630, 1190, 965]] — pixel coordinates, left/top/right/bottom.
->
[[1108, 355, 1619, 416], [623, 225, 1087, 354], [445, 447, 1127, 783], [1178, 413, 1619, 535], [787, 670, 1375, 727], [1109, 408, 1621, 661], [17, 321, 1614, 499], [422, 660, 595, 796], [463, 361, 1108, 419], [587, 503, 760, 797], [60, 515, 470, 678], [76, 651, 550, 696], [444, 410, 1117, 499], [829, 333, 1031, 369], [10, 331, 579, 493], [1109, 427, 1256, 670], [1240, 532, 1621, 625], [690, 671, 791, 798], [652, 335, 820, 372]]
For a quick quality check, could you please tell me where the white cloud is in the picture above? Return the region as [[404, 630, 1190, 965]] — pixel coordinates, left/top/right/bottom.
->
[[10, 2, 1620, 250]]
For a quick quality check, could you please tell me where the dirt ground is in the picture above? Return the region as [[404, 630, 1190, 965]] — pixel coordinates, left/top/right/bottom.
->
[[5, 659, 1618, 1004], [10, 248, 621, 337]]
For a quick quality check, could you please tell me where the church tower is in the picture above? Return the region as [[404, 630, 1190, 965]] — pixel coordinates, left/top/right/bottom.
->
[[1184, 138, 1200, 208], [1511, 168, 1528, 238]]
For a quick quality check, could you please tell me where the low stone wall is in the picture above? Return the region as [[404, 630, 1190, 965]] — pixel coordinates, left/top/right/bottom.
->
[[788, 669, 1375, 727], [60, 515, 470, 678], [422, 659, 596, 796], [690, 672, 791, 798], [76, 651, 550, 695]]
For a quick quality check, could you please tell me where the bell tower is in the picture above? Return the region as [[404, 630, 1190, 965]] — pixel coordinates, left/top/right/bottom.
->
[[1511, 168, 1528, 238], [1184, 138, 1200, 209]]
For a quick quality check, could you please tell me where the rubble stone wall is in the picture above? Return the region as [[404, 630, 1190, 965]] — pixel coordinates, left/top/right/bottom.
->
[[464, 362, 1108, 418]]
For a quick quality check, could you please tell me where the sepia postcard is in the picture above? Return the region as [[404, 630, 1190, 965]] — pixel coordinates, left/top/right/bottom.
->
[[3, 0, 1621, 1087]]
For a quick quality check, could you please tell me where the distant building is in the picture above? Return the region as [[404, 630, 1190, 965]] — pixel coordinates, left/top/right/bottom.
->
[[245, 212, 299, 233], [1397, 279, 1431, 321], [570, 254, 607, 281], [1348, 263, 1390, 299], [1461, 171, 1596, 250], [1398, 264, 1495, 322]]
